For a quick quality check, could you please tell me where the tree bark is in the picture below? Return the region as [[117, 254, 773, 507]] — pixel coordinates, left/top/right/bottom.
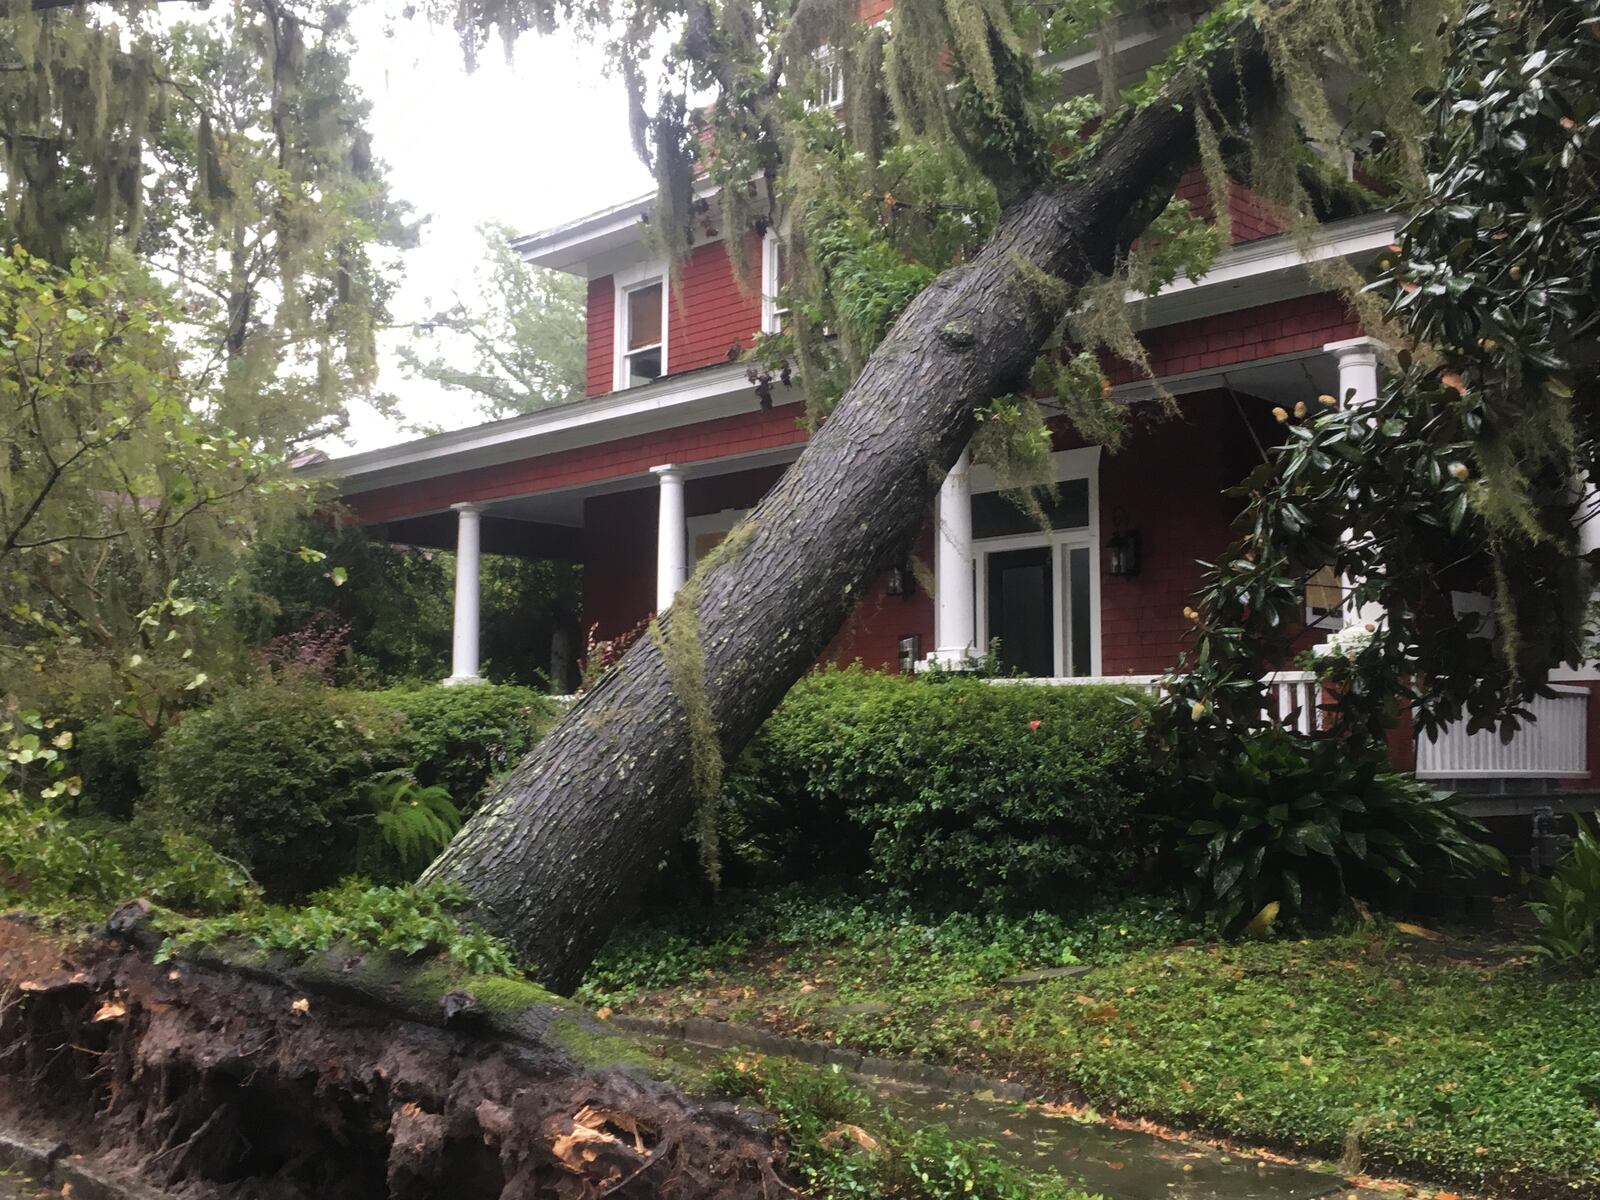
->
[[424, 27, 1279, 993]]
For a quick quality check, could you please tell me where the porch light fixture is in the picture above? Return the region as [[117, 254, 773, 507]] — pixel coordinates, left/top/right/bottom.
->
[[1108, 530, 1142, 578], [886, 563, 916, 596]]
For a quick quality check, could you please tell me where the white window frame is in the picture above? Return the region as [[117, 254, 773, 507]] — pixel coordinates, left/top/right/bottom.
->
[[807, 48, 845, 111], [612, 259, 670, 393], [1303, 565, 1344, 631], [687, 507, 747, 563], [761, 227, 789, 334], [970, 446, 1102, 678]]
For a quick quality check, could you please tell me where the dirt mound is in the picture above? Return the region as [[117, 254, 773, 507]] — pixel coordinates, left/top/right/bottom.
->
[[0, 914, 788, 1198]]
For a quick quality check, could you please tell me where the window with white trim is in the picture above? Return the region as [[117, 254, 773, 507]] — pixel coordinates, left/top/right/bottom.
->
[[621, 280, 664, 386], [810, 48, 845, 110], [761, 229, 790, 334], [689, 507, 748, 564], [1304, 565, 1343, 629], [612, 263, 669, 391]]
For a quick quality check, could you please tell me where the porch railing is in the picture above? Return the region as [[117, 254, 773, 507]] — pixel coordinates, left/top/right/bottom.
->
[[1004, 672, 1589, 779], [1415, 685, 1589, 779], [991, 670, 1328, 731]]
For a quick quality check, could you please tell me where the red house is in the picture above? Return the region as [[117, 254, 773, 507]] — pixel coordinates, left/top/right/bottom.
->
[[306, 54, 1600, 817]]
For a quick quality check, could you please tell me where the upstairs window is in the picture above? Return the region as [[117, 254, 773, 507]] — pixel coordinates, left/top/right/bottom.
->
[[813, 49, 845, 110], [613, 267, 668, 391], [761, 229, 790, 334]]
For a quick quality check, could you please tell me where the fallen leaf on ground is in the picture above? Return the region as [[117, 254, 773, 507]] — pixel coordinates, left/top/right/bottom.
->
[[1394, 922, 1444, 941], [820, 1124, 881, 1153]]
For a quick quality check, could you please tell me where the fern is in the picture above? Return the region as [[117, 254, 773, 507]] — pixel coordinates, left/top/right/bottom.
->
[[354, 771, 463, 882]]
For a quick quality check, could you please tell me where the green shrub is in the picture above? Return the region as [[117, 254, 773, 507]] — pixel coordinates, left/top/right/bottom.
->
[[148, 686, 407, 896], [1530, 814, 1600, 967], [1177, 730, 1505, 932], [72, 714, 157, 818], [145, 829, 263, 915], [374, 684, 556, 806], [0, 793, 131, 908], [725, 668, 1153, 905]]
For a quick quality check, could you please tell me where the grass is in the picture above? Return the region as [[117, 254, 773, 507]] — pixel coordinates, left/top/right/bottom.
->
[[582, 884, 1600, 1199]]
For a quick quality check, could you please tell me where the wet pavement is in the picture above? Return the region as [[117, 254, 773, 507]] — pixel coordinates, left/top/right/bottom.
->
[[655, 1033, 1357, 1200], [866, 1076, 1344, 1200], [0, 1171, 50, 1199]]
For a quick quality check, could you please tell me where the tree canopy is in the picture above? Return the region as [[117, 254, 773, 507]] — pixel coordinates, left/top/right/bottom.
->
[[399, 221, 586, 421]]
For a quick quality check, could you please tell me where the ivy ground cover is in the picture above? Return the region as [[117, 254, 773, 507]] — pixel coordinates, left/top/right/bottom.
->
[[581, 888, 1600, 1199]]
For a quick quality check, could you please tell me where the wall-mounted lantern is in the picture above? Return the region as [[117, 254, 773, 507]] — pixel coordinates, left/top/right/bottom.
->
[[1108, 530, 1142, 578], [886, 563, 916, 596]]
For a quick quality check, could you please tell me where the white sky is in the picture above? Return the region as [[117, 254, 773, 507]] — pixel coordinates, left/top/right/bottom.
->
[[337, 11, 653, 453]]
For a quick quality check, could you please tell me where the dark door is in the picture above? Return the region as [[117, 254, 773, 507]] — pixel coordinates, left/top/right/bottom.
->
[[987, 546, 1054, 677]]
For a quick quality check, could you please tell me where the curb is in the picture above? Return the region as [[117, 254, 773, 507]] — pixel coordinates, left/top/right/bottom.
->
[[609, 1013, 1030, 1101], [0, 1130, 169, 1200]]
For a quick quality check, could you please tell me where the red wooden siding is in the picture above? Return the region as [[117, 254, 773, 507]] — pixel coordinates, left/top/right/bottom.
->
[[669, 236, 765, 375], [583, 177, 1292, 402], [586, 277, 614, 397], [1108, 292, 1360, 386], [1171, 168, 1285, 244], [581, 463, 791, 643], [1093, 390, 1264, 675]]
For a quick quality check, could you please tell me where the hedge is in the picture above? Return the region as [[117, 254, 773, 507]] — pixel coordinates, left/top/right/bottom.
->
[[723, 667, 1155, 905], [147, 683, 556, 896], [374, 683, 557, 808]]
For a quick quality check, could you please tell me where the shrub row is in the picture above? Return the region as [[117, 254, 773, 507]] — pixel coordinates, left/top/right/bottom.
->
[[722, 667, 1155, 906], [142, 683, 556, 897]]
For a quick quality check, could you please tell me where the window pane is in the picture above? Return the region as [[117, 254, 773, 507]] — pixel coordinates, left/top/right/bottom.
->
[[972, 478, 1089, 539], [627, 283, 662, 350], [1305, 565, 1342, 617], [627, 346, 661, 386], [1068, 545, 1092, 676], [986, 547, 1054, 677]]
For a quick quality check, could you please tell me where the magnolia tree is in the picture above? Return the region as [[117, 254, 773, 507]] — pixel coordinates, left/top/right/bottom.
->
[[1154, 0, 1600, 763]]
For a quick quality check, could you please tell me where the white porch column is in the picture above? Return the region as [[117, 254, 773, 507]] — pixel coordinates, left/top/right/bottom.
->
[[652, 464, 689, 612], [444, 502, 484, 686], [929, 446, 977, 666], [1324, 337, 1387, 636], [1577, 480, 1600, 556]]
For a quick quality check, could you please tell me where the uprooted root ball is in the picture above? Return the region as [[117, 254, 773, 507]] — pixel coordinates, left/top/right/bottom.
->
[[0, 916, 788, 1198]]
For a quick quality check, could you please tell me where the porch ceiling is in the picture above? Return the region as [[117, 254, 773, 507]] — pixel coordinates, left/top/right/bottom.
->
[[1109, 346, 1340, 406]]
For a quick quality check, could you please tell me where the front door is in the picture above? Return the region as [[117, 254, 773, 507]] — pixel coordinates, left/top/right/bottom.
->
[[986, 546, 1055, 677]]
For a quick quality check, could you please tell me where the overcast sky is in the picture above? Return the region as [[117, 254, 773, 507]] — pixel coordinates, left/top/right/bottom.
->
[[336, 12, 653, 453]]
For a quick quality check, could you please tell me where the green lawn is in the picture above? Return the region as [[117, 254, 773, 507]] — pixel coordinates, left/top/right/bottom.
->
[[581, 887, 1600, 1198]]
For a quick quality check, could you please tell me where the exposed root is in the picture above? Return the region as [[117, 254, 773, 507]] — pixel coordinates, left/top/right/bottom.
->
[[0, 914, 788, 1199]]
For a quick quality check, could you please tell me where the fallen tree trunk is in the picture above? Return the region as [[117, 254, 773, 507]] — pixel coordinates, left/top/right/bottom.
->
[[0, 910, 784, 1199], [425, 26, 1280, 992]]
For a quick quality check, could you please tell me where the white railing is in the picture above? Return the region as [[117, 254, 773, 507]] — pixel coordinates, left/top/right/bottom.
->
[[993, 670, 1328, 731], [1004, 671, 1588, 779], [1415, 685, 1589, 779]]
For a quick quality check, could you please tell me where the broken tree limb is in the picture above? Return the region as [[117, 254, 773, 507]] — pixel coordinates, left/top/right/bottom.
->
[[424, 22, 1281, 993]]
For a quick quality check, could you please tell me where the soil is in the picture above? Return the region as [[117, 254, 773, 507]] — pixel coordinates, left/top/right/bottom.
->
[[0, 913, 791, 1199]]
